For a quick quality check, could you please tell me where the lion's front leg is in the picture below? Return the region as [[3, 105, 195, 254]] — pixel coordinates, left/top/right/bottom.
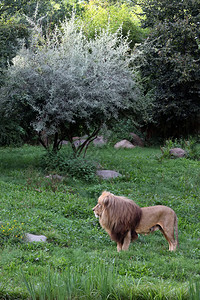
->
[[122, 230, 131, 251], [117, 242, 122, 252]]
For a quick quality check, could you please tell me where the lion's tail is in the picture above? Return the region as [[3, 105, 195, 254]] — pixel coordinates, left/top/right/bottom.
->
[[174, 213, 179, 248]]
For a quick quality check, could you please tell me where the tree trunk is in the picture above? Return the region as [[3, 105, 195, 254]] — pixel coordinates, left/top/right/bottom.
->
[[52, 132, 59, 152]]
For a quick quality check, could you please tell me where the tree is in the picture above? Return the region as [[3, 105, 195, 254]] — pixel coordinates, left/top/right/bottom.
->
[[0, 0, 30, 16], [80, 0, 146, 48], [0, 0, 83, 22], [0, 20, 28, 86], [133, 0, 200, 138], [136, 0, 200, 28], [0, 1, 86, 145], [1, 17, 142, 156]]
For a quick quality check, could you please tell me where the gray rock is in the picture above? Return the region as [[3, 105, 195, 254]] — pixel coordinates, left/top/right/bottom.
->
[[114, 139, 135, 149], [73, 139, 87, 148], [169, 148, 186, 158], [129, 132, 144, 147], [93, 136, 107, 146], [46, 174, 64, 181], [96, 170, 122, 179], [25, 233, 47, 243], [61, 137, 87, 147]]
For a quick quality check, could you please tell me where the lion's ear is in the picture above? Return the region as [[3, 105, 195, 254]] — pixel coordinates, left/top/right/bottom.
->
[[102, 195, 109, 206], [102, 192, 113, 206], [98, 191, 112, 206]]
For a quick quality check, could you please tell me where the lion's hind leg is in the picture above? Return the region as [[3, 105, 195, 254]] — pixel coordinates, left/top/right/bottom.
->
[[160, 227, 177, 251]]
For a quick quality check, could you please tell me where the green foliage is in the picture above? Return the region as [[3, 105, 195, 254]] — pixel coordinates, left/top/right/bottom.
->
[[134, 0, 200, 139], [138, 0, 200, 28], [106, 118, 143, 143], [80, 0, 146, 48], [158, 137, 200, 161], [0, 0, 30, 16], [0, 0, 82, 26], [159, 139, 179, 160], [0, 16, 143, 155], [0, 119, 25, 146], [0, 220, 25, 245], [183, 138, 200, 160], [40, 150, 97, 181], [0, 20, 28, 86], [0, 1, 83, 87]]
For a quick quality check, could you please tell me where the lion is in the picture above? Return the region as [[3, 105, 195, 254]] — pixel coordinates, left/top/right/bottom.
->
[[93, 191, 179, 252]]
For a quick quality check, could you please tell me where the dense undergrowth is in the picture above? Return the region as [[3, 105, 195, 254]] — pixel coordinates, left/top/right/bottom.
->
[[0, 144, 199, 299]]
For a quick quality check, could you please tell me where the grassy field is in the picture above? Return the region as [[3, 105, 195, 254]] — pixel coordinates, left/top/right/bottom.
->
[[0, 144, 199, 299]]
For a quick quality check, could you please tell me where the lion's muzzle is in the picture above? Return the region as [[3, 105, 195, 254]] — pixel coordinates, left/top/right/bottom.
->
[[92, 204, 102, 218]]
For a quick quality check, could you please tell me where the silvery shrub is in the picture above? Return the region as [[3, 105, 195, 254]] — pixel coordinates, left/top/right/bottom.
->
[[1, 16, 142, 155]]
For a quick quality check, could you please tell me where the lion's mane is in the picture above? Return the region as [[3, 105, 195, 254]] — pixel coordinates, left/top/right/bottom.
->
[[98, 191, 142, 244]]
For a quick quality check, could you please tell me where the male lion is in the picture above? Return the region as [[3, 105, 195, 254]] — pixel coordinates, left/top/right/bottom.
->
[[93, 191, 179, 252]]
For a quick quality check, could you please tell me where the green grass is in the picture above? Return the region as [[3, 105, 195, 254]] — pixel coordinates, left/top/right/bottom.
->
[[0, 144, 199, 299]]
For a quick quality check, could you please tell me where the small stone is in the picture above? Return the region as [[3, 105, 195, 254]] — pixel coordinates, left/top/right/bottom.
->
[[25, 233, 47, 243], [96, 170, 122, 179]]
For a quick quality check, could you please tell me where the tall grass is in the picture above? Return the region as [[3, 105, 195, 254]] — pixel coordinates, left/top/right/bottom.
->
[[22, 261, 189, 300], [189, 281, 200, 300], [22, 261, 118, 300]]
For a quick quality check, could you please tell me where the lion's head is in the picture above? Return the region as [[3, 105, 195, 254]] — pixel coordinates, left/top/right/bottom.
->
[[93, 191, 142, 244]]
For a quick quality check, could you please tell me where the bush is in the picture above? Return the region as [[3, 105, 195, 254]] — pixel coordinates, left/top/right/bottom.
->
[[40, 151, 97, 181], [158, 137, 200, 161], [106, 119, 141, 144], [0, 121, 25, 146]]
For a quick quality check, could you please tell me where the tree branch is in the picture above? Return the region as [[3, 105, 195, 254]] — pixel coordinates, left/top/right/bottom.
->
[[38, 133, 48, 150], [76, 125, 102, 157]]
